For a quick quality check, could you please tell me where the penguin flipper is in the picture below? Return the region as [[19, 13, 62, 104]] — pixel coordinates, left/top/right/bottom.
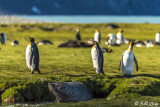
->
[[30, 44, 40, 71], [134, 55, 138, 71], [97, 47, 104, 75]]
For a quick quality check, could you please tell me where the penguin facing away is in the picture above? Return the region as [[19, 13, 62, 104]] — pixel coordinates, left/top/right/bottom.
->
[[26, 37, 41, 74], [75, 29, 81, 41], [0, 33, 7, 45], [119, 41, 138, 77], [94, 29, 101, 44], [91, 41, 105, 75]]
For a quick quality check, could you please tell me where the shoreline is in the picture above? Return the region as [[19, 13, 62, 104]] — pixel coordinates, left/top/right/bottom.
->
[[0, 16, 41, 24]]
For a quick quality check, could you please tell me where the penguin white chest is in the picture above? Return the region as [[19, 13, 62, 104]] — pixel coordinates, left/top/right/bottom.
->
[[94, 32, 100, 43], [155, 33, 160, 42], [26, 44, 32, 69], [91, 47, 98, 69], [116, 33, 123, 44], [123, 51, 134, 72]]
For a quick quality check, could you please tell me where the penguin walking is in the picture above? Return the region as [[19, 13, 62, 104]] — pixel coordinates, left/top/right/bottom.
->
[[94, 29, 101, 44], [0, 33, 7, 45], [155, 32, 160, 43], [75, 29, 81, 41], [119, 41, 138, 77], [26, 37, 41, 74], [116, 28, 124, 45], [91, 41, 105, 75]]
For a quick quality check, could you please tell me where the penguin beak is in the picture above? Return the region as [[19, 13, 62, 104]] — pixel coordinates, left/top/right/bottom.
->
[[133, 40, 139, 45]]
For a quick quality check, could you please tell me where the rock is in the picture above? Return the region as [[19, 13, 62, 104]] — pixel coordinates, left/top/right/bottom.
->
[[58, 40, 92, 48], [107, 24, 119, 29], [48, 81, 93, 103]]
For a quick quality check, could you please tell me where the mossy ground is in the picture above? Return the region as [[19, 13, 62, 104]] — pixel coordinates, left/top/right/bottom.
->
[[0, 23, 160, 106]]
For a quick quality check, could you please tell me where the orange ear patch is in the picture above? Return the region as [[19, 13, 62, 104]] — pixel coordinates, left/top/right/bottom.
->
[[28, 43, 31, 45]]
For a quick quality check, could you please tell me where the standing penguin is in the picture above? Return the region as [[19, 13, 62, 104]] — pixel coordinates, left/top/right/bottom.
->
[[116, 28, 124, 45], [119, 41, 138, 77], [155, 32, 160, 43], [75, 29, 81, 41], [94, 29, 101, 44], [26, 37, 41, 74], [0, 33, 7, 45], [91, 41, 105, 75]]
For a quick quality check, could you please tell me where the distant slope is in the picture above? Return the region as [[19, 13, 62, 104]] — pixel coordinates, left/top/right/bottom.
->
[[0, 0, 160, 15]]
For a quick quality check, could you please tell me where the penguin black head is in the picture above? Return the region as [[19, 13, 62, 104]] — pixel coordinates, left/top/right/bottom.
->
[[29, 37, 35, 43], [129, 40, 139, 49], [119, 28, 123, 33], [93, 41, 99, 45]]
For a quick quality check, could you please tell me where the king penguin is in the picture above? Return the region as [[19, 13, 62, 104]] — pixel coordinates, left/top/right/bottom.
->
[[106, 33, 116, 46], [155, 32, 160, 43], [91, 41, 105, 75], [0, 33, 7, 45], [75, 29, 81, 41], [94, 29, 101, 44], [119, 41, 138, 77], [26, 37, 41, 74], [116, 28, 124, 45]]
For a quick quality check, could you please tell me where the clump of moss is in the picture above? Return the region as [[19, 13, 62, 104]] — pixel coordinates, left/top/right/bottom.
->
[[107, 77, 160, 99], [2, 87, 24, 103], [19, 81, 55, 102]]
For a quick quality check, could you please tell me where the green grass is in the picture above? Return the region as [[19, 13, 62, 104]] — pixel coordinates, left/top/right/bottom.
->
[[0, 23, 160, 106]]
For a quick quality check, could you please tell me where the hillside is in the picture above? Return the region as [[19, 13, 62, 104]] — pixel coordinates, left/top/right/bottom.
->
[[0, 0, 160, 15]]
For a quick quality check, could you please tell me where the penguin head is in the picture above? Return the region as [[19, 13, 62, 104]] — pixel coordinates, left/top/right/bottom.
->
[[95, 29, 99, 33], [29, 37, 35, 43], [76, 28, 80, 32], [129, 41, 138, 50], [119, 28, 123, 33], [92, 41, 99, 48], [91, 40, 99, 45], [94, 41, 98, 45], [0, 33, 5, 37]]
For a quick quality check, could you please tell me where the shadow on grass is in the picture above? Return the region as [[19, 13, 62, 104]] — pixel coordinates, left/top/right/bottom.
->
[[134, 74, 160, 79], [65, 74, 87, 77], [107, 75, 124, 79]]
